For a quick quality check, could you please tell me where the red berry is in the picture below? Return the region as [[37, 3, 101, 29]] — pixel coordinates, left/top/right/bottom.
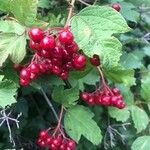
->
[[112, 87, 120, 96], [19, 78, 30, 86], [63, 49, 72, 62], [20, 68, 31, 79], [110, 96, 118, 105], [65, 41, 78, 54], [37, 139, 46, 148], [87, 97, 95, 105], [60, 143, 67, 150], [53, 136, 63, 147], [60, 70, 69, 80], [40, 36, 56, 50], [115, 100, 126, 109], [52, 58, 62, 66], [58, 30, 74, 44], [72, 54, 86, 70], [52, 45, 63, 58], [50, 143, 58, 150], [101, 96, 111, 105], [90, 54, 100, 66], [13, 64, 23, 71], [39, 130, 48, 139], [28, 27, 44, 43], [39, 63, 47, 73], [80, 92, 89, 101], [29, 40, 41, 51], [45, 136, 52, 146], [67, 140, 76, 149], [117, 95, 123, 100], [30, 73, 37, 80], [52, 65, 62, 75], [63, 62, 73, 71], [111, 3, 121, 12], [40, 49, 51, 58], [30, 63, 40, 74]]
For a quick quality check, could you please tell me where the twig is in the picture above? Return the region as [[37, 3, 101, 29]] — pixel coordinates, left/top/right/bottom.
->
[[40, 88, 59, 122], [63, 79, 72, 88], [65, 0, 76, 27], [77, 0, 91, 6]]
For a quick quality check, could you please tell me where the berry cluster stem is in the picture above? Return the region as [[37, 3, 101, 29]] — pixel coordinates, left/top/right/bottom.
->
[[65, 0, 76, 27], [96, 66, 113, 94], [41, 88, 59, 121]]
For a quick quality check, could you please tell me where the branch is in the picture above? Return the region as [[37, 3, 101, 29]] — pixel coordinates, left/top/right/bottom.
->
[[40, 88, 59, 122], [77, 0, 91, 6], [65, 0, 76, 27]]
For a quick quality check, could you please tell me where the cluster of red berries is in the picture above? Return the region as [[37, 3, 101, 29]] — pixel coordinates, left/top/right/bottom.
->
[[37, 130, 76, 150], [18, 27, 86, 86], [111, 3, 121, 12], [80, 87, 126, 109]]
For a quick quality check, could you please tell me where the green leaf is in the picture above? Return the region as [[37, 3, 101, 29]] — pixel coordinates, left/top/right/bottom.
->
[[38, 0, 49, 9], [104, 66, 135, 87], [0, 76, 18, 108], [120, 2, 140, 23], [120, 51, 144, 69], [141, 71, 150, 102], [64, 105, 102, 145], [0, 33, 26, 66], [52, 84, 79, 107], [130, 105, 149, 133], [0, 0, 11, 12], [131, 136, 150, 150], [10, 0, 38, 26], [71, 6, 130, 68], [108, 107, 130, 122], [0, 20, 25, 35]]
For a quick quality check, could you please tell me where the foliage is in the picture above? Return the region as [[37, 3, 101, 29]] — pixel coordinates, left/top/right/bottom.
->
[[0, 0, 149, 149]]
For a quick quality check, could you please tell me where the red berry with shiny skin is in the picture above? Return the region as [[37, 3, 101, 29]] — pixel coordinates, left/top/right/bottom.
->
[[39, 130, 48, 139], [30, 63, 40, 74], [60, 143, 67, 150], [90, 54, 100, 66], [45, 136, 52, 146], [80, 92, 89, 101], [37, 139, 46, 148], [40, 36, 56, 50], [28, 27, 44, 43], [52, 45, 63, 58], [72, 54, 86, 70], [30, 73, 37, 80], [19, 78, 30, 86], [50, 143, 58, 150], [59, 30, 74, 44], [40, 49, 51, 58], [101, 96, 111, 105], [65, 41, 78, 54], [67, 140, 76, 149], [29, 40, 41, 51], [52, 65, 62, 75], [115, 100, 126, 109], [110, 96, 118, 105], [112, 87, 120, 96], [53, 136, 63, 147], [20, 68, 31, 79], [87, 97, 95, 105], [60, 70, 69, 80], [111, 3, 121, 12]]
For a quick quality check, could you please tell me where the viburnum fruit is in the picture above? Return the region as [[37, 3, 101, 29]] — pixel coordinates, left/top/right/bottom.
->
[[72, 54, 86, 70], [111, 3, 121, 12], [16, 27, 87, 86], [58, 30, 74, 44], [90, 54, 100, 66], [28, 27, 44, 43]]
